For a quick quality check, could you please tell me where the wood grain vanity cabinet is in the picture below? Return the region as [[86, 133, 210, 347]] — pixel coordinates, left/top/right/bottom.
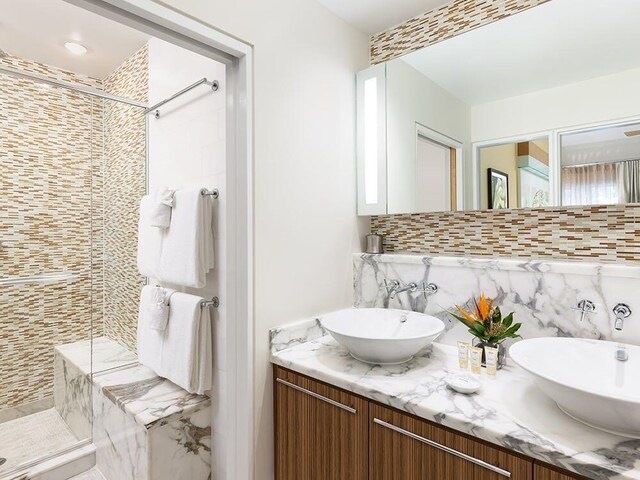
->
[[274, 366, 592, 480], [370, 403, 532, 479], [274, 366, 369, 480], [533, 463, 589, 480]]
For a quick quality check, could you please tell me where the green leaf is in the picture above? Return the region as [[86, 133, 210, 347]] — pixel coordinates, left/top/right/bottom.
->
[[470, 322, 486, 335], [502, 312, 514, 328], [448, 311, 473, 327], [467, 328, 484, 340], [492, 306, 502, 323], [504, 323, 522, 338]]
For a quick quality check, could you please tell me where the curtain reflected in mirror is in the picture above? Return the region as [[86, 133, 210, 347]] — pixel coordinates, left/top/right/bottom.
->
[[561, 123, 640, 206]]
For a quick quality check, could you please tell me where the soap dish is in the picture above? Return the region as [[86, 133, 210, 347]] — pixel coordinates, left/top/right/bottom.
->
[[445, 374, 481, 394]]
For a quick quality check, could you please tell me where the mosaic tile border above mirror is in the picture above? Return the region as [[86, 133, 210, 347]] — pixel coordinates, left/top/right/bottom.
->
[[371, 0, 550, 64]]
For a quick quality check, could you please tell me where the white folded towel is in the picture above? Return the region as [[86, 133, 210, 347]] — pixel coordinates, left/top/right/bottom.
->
[[143, 286, 176, 331], [149, 186, 175, 229], [137, 195, 163, 279], [157, 188, 214, 288], [137, 286, 212, 395]]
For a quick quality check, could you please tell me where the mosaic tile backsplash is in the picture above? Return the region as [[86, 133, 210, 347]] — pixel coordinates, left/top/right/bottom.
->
[[369, 0, 639, 261], [371, 206, 640, 262]]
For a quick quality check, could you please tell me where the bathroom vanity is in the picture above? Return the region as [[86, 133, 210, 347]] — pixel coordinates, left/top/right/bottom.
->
[[270, 253, 640, 480], [274, 366, 583, 480]]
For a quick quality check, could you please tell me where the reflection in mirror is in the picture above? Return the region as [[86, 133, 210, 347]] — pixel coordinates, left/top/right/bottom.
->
[[356, 0, 640, 215], [480, 138, 550, 210], [415, 134, 455, 212], [561, 122, 640, 206]]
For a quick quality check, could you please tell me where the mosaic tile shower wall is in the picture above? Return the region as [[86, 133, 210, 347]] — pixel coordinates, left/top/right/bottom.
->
[[0, 55, 104, 408], [369, 0, 639, 261], [103, 45, 148, 352]]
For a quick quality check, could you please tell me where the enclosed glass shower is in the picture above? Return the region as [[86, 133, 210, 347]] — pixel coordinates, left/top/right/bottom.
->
[[0, 53, 147, 478]]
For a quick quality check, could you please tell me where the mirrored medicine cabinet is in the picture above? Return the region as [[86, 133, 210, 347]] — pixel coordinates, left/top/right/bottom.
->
[[356, 0, 640, 215]]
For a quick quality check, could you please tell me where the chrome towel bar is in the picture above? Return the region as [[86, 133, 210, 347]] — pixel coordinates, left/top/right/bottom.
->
[[145, 77, 219, 118], [200, 297, 219, 308], [200, 188, 219, 198]]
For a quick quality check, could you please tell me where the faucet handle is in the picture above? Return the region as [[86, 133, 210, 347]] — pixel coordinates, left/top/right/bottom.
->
[[419, 282, 439, 300], [571, 299, 596, 322], [383, 279, 400, 294]]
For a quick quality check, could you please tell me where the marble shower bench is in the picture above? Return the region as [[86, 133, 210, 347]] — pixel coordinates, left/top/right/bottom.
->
[[54, 337, 211, 480]]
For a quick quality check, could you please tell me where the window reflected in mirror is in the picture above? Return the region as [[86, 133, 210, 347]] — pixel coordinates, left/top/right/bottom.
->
[[561, 123, 640, 206]]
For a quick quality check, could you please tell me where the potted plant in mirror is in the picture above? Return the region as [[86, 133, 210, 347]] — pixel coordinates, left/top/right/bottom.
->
[[448, 294, 521, 369]]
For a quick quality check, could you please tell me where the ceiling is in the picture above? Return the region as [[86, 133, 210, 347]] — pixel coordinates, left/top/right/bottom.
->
[[0, 0, 150, 79], [561, 122, 640, 166], [401, 0, 640, 105], [316, 0, 450, 35], [562, 123, 640, 147]]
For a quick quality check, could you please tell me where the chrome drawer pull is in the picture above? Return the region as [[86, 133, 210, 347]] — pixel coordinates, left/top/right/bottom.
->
[[276, 378, 356, 414], [373, 418, 511, 478]]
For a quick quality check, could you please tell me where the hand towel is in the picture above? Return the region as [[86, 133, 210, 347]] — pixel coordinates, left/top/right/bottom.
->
[[143, 286, 176, 331], [137, 196, 163, 279], [137, 286, 212, 395], [157, 188, 215, 288], [149, 186, 175, 229]]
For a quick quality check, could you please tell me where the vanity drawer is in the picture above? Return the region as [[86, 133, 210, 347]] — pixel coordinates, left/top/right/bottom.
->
[[533, 463, 590, 480], [274, 366, 369, 480], [369, 403, 532, 480]]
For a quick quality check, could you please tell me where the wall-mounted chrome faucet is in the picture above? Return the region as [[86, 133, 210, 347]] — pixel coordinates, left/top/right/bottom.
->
[[572, 299, 595, 322], [384, 280, 438, 300], [613, 303, 631, 331], [385, 280, 417, 299]]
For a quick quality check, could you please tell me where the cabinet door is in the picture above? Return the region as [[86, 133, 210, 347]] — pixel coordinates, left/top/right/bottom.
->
[[274, 366, 369, 480], [370, 403, 532, 480], [534, 463, 590, 480]]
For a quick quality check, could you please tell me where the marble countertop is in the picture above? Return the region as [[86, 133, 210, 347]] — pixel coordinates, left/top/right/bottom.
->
[[56, 337, 210, 430], [270, 319, 640, 480]]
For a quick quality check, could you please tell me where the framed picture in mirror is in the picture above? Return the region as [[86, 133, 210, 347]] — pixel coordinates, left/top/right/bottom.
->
[[488, 168, 509, 209]]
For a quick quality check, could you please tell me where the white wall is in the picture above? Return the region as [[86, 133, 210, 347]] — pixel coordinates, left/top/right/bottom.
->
[[386, 59, 471, 212], [146, 37, 229, 478], [154, 1, 370, 479], [472, 67, 640, 142]]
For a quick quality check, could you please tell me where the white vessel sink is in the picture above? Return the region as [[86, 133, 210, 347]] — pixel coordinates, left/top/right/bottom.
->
[[320, 308, 444, 365], [510, 337, 640, 438]]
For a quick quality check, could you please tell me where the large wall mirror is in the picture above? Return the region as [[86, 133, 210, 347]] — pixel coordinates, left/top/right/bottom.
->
[[356, 0, 640, 215]]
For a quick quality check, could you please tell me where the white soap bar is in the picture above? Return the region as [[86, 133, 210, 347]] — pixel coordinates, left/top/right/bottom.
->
[[445, 374, 481, 394]]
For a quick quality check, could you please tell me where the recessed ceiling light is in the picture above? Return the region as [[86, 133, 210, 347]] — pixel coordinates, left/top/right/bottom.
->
[[64, 42, 87, 55]]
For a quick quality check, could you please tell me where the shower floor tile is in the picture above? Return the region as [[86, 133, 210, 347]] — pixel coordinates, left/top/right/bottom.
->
[[0, 408, 79, 476], [69, 467, 106, 480]]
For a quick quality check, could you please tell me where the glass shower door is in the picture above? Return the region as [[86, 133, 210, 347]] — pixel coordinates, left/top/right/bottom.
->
[[0, 69, 98, 477]]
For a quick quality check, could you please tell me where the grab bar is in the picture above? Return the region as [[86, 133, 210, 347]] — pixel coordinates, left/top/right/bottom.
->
[[0, 272, 78, 287]]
